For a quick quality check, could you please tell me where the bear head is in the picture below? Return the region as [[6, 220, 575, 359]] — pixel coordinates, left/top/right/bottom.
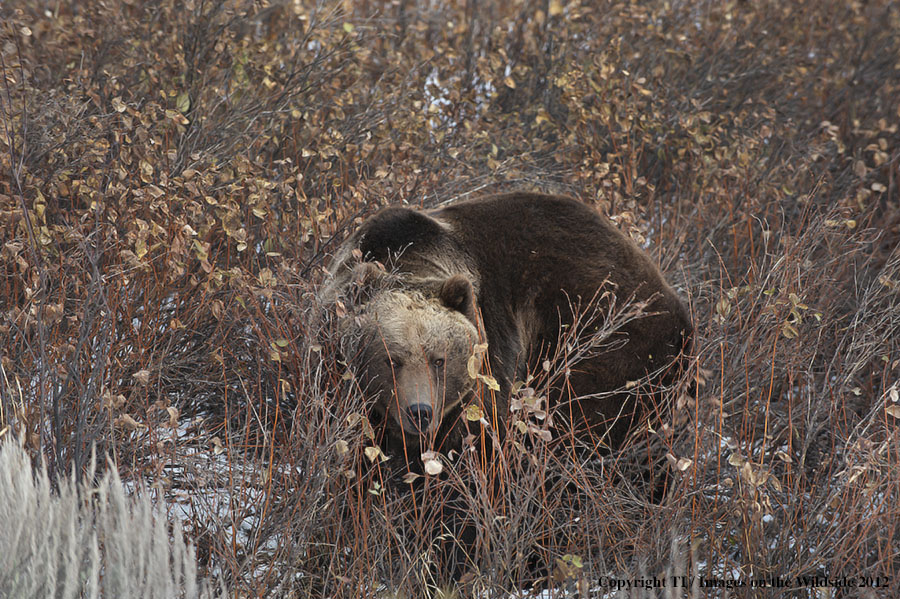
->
[[344, 271, 479, 445]]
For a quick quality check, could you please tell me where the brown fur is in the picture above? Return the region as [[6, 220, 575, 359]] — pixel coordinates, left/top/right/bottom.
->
[[352, 289, 478, 442], [327, 192, 691, 452]]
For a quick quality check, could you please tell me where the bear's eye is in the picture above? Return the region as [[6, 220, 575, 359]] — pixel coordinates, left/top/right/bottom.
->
[[386, 357, 402, 369], [432, 357, 445, 368]]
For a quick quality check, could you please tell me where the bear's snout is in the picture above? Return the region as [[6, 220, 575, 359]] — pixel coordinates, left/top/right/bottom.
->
[[406, 404, 433, 433], [392, 367, 441, 436]]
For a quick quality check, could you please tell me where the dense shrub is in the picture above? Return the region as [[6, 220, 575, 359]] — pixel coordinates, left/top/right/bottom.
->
[[1, 0, 898, 596]]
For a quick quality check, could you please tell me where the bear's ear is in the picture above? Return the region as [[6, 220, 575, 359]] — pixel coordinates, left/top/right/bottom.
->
[[439, 274, 477, 324], [359, 207, 445, 262]]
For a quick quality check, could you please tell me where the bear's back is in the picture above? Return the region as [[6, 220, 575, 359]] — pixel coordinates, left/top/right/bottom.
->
[[433, 192, 686, 329]]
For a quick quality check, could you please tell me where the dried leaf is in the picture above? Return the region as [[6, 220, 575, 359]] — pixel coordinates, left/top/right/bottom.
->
[[364, 445, 387, 463], [465, 404, 484, 421], [674, 457, 693, 471], [176, 92, 191, 113], [133, 369, 151, 385], [466, 354, 479, 379], [421, 450, 445, 476], [781, 321, 799, 338], [114, 414, 146, 430], [166, 406, 179, 428], [335, 440, 349, 456], [478, 373, 501, 391]]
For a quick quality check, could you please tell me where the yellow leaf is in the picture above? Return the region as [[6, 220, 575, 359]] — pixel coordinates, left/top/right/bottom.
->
[[166, 110, 189, 125], [782, 322, 799, 338], [335, 440, 349, 456], [176, 92, 191, 113], [561, 554, 583, 569], [465, 404, 484, 421], [549, 0, 563, 16], [466, 353, 481, 379], [478, 373, 501, 391], [364, 445, 387, 463]]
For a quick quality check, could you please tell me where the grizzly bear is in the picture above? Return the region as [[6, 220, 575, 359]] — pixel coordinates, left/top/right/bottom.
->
[[325, 191, 691, 456]]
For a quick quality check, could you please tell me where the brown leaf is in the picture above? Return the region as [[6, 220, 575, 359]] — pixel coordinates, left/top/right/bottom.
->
[[133, 369, 151, 385], [114, 414, 146, 430]]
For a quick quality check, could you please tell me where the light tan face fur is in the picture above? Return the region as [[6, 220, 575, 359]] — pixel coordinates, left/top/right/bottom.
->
[[355, 290, 478, 440]]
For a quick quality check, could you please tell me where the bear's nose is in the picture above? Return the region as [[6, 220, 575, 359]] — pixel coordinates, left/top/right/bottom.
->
[[407, 404, 433, 432]]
